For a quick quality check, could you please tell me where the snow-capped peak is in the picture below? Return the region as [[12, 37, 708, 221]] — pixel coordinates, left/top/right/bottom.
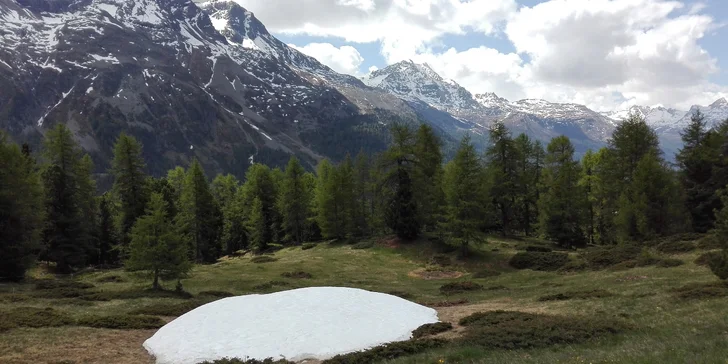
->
[[710, 97, 728, 108]]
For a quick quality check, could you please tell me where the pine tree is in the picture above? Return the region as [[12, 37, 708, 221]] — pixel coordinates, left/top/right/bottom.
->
[[112, 133, 149, 247], [442, 135, 486, 256], [41, 124, 89, 273], [127, 193, 191, 290], [353, 151, 373, 236], [279, 156, 313, 244], [334, 155, 356, 238], [485, 121, 520, 235], [0, 132, 44, 281], [538, 136, 585, 247], [315, 159, 336, 239], [413, 124, 445, 232], [677, 109, 721, 232], [177, 159, 222, 262], [77, 154, 99, 265], [514, 133, 542, 235], [97, 193, 118, 267], [241, 164, 277, 252], [380, 124, 420, 240], [166, 166, 186, 207], [211, 174, 246, 254], [247, 196, 267, 252], [710, 191, 728, 280], [579, 150, 599, 244]]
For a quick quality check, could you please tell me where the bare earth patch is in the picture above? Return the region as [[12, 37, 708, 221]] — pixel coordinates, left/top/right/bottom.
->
[[0, 327, 156, 364], [408, 268, 464, 280]]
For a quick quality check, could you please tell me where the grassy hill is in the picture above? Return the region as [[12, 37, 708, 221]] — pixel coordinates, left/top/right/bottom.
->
[[1, 235, 726, 364]]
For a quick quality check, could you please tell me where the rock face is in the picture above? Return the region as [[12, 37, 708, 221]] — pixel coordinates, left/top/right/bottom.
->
[[0, 0, 416, 176]]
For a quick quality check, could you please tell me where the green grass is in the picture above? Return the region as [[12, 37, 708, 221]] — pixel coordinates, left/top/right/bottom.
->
[[1, 237, 727, 363]]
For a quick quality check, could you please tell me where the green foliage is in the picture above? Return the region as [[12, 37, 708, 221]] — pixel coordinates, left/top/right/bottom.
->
[[695, 251, 722, 266], [509, 252, 569, 271], [198, 290, 235, 298], [538, 136, 585, 247], [524, 245, 552, 252], [127, 193, 191, 290], [380, 124, 421, 240], [537, 289, 614, 301], [129, 299, 211, 316], [177, 159, 223, 263], [199, 359, 294, 364], [321, 338, 447, 364], [35, 280, 94, 290], [352, 240, 374, 249], [655, 240, 696, 254], [280, 271, 312, 279], [656, 258, 684, 268], [279, 156, 314, 244], [112, 133, 150, 247], [0, 132, 44, 281], [252, 280, 289, 291], [709, 251, 728, 280], [250, 255, 277, 263], [457, 310, 628, 349], [96, 275, 125, 283], [0, 307, 75, 331], [580, 245, 642, 269], [485, 121, 520, 235], [76, 314, 164, 329], [472, 269, 501, 278], [241, 164, 278, 252], [439, 281, 483, 294], [97, 194, 119, 266], [413, 124, 446, 232], [411, 322, 453, 338], [301, 243, 316, 250], [671, 281, 728, 299]]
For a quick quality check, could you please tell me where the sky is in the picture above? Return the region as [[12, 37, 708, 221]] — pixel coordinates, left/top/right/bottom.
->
[[236, 0, 728, 112]]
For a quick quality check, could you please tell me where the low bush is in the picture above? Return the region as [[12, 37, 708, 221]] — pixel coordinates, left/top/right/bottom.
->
[[429, 254, 452, 266], [656, 258, 684, 268], [130, 299, 211, 317], [0, 307, 75, 330], [581, 245, 642, 269], [199, 290, 235, 298], [86, 288, 193, 301], [472, 269, 501, 278], [709, 251, 728, 280], [411, 322, 453, 338], [321, 338, 447, 364], [0, 293, 30, 303], [656, 240, 696, 254], [695, 251, 722, 266], [485, 285, 509, 291], [281, 271, 312, 279], [250, 256, 278, 264], [538, 289, 614, 301], [352, 241, 374, 250], [424, 298, 469, 307], [32, 287, 90, 299], [199, 359, 294, 364], [525, 245, 553, 252], [301, 243, 317, 251], [35, 280, 94, 290], [96, 275, 125, 283], [440, 281, 483, 294], [77, 314, 165, 329], [253, 280, 289, 291], [696, 235, 722, 250], [646, 233, 705, 247], [558, 259, 588, 272], [509, 252, 569, 271], [386, 291, 414, 300], [457, 310, 628, 349], [671, 281, 728, 300]]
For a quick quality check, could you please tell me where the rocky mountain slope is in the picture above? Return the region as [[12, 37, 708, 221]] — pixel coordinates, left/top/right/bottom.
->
[[0, 0, 419, 177]]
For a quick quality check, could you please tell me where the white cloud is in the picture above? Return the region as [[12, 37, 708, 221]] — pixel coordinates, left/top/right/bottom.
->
[[289, 43, 365, 75]]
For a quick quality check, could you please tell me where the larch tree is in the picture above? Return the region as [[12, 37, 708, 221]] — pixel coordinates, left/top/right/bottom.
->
[[279, 156, 313, 244], [485, 121, 520, 235], [413, 124, 445, 232], [111, 133, 149, 247], [380, 124, 420, 240], [177, 159, 222, 262]]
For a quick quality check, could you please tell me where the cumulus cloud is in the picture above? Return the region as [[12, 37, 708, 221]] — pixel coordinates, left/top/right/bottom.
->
[[240, 0, 727, 111], [289, 43, 365, 75]]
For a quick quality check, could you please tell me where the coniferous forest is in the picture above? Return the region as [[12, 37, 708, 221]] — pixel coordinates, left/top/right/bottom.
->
[[1, 111, 728, 284]]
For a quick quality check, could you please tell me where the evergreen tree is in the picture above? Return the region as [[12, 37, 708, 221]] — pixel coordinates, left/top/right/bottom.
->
[[485, 121, 520, 235], [149, 177, 178, 219], [514, 134, 542, 235], [279, 156, 313, 244], [211, 174, 246, 254], [41, 124, 89, 273], [579, 150, 599, 245], [112, 133, 149, 247], [442, 135, 486, 255], [241, 164, 277, 252], [0, 132, 44, 280], [413, 124, 445, 231], [710, 191, 728, 280], [177, 159, 222, 262], [538, 136, 585, 247], [380, 124, 420, 240], [315, 159, 337, 239], [97, 193, 118, 267], [127, 193, 191, 290], [77, 154, 99, 265], [166, 166, 186, 207], [677, 109, 721, 232], [353, 151, 373, 236], [247, 197, 267, 252]]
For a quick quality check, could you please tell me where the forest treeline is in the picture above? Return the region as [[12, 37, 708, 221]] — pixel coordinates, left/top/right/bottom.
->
[[1, 110, 728, 285]]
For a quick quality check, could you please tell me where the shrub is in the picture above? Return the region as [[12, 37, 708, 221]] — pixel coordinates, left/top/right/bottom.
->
[[472, 269, 501, 278], [199, 359, 294, 364], [35, 280, 94, 290], [671, 282, 728, 300], [352, 241, 374, 249], [457, 310, 628, 350], [440, 281, 483, 294], [253, 280, 289, 291], [301, 243, 317, 251], [199, 290, 235, 298], [656, 241, 696, 254], [96, 275, 125, 283], [656, 258, 684, 268], [0, 307, 75, 330], [321, 338, 447, 364], [77, 314, 165, 329], [411, 322, 453, 338], [709, 251, 728, 280], [525, 246, 553, 252], [130, 299, 211, 317], [386, 291, 414, 300], [696, 235, 722, 250], [695, 251, 722, 266], [424, 298, 469, 307], [429, 254, 451, 266], [85, 288, 193, 301], [558, 259, 588, 272], [581, 245, 642, 269], [0, 293, 30, 303], [509, 252, 569, 271], [538, 289, 614, 301], [250, 256, 278, 264], [32, 287, 90, 299], [281, 271, 312, 279]]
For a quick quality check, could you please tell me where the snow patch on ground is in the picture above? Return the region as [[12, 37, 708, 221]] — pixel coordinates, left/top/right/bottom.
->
[[143, 287, 439, 364]]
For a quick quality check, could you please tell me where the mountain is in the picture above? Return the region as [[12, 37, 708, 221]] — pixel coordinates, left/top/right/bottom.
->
[[363, 61, 615, 153], [0, 0, 419, 178]]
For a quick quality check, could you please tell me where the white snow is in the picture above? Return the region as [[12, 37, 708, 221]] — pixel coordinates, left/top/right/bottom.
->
[[86, 87, 93, 94], [241, 38, 258, 50], [143, 287, 439, 364], [89, 54, 120, 64], [96, 3, 119, 16], [209, 16, 228, 31]]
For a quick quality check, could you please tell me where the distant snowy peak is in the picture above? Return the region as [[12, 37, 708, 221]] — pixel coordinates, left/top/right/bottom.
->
[[362, 60, 479, 112], [679, 97, 728, 128], [474, 92, 509, 109], [199, 0, 274, 53], [601, 105, 683, 127]]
